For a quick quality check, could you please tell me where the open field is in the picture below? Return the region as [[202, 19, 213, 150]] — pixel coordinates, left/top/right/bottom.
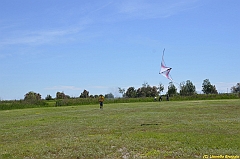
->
[[1, 99, 240, 158]]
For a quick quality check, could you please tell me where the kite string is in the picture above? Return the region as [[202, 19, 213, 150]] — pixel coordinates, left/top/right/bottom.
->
[[162, 48, 166, 66]]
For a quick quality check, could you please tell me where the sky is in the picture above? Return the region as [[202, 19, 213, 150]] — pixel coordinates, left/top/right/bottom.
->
[[0, 0, 239, 100]]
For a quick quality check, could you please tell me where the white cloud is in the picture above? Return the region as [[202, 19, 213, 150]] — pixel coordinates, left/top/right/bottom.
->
[[0, 27, 83, 47], [115, 0, 200, 19], [90, 1, 114, 14], [0, 1, 200, 48], [0, 14, 93, 47]]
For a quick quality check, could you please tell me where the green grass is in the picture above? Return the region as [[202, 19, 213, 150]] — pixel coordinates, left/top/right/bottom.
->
[[1, 99, 240, 158]]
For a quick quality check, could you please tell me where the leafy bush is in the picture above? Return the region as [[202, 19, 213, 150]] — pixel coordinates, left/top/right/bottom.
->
[[0, 100, 48, 110], [170, 93, 239, 101]]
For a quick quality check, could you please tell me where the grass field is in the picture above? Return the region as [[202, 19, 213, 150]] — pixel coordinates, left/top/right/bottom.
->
[[1, 99, 240, 158]]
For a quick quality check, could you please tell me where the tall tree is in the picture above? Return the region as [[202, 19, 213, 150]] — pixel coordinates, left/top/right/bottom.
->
[[180, 80, 196, 96], [202, 79, 218, 94], [231, 83, 240, 93], [158, 83, 164, 95], [80, 90, 89, 98], [24, 91, 41, 101], [56, 92, 65, 99], [167, 82, 177, 97], [126, 87, 137, 98], [45, 94, 53, 100], [118, 87, 126, 97], [136, 83, 159, 98], [151, 86, 159, 97], [105, 93, 114, 98], [136, 87, 145, 97]]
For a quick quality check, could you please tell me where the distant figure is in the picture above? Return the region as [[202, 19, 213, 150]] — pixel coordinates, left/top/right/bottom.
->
[[166, 94, 169, 101], [98, 95, 105, 109], [159, 95, 162, 101], [154, 97, 157, 101]]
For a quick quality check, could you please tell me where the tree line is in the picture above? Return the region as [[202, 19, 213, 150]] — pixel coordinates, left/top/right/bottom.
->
[[121, 79, 219, 98], [23, 79, 240, 102], [44, 90, 114, 100]]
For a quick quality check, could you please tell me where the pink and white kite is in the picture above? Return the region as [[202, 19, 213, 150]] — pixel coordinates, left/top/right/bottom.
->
[[159, 49, 173, 81]]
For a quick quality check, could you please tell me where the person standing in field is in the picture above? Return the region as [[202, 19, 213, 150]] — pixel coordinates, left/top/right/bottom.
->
[[166, 94, 169, 101], [98, 94, 104, 109], [159, 95, 162, 101]]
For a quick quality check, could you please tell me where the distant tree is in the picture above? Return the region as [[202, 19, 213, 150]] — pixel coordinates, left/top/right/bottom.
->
[[136, 87, 145, 97], [202, 79, 211, 94], [94, 95, 99, 98], [136, 82, 159, 97], [144, 86, 151, 97], [45, 94, 53, 100], [180, 80, 196, 96], [24, 91, 41, 100], [202, 79, 218, 94], [167, 82, 177, 97], [231, 83, 240, 93], [56, 92, 66, 99], [158, 83, 164, 95], [105, 93, 114, 98], [24, 91, 41, 101], [126, 87, 137, 98], [151, 86, 159, 97], [139, 82, 150, 97], [80, 90, 89, 98], [118, 87, 126, 97], [210, 85, 218, 94]]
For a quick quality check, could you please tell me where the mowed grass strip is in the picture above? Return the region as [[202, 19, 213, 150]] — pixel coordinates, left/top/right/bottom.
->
[[0, 99, 239, 158]]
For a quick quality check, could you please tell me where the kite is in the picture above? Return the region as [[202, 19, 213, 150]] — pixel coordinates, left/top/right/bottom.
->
[[159, 49, 173, 81]]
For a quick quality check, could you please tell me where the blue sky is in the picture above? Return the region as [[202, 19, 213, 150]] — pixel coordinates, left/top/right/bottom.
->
[[0, 0, 239, 100]]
